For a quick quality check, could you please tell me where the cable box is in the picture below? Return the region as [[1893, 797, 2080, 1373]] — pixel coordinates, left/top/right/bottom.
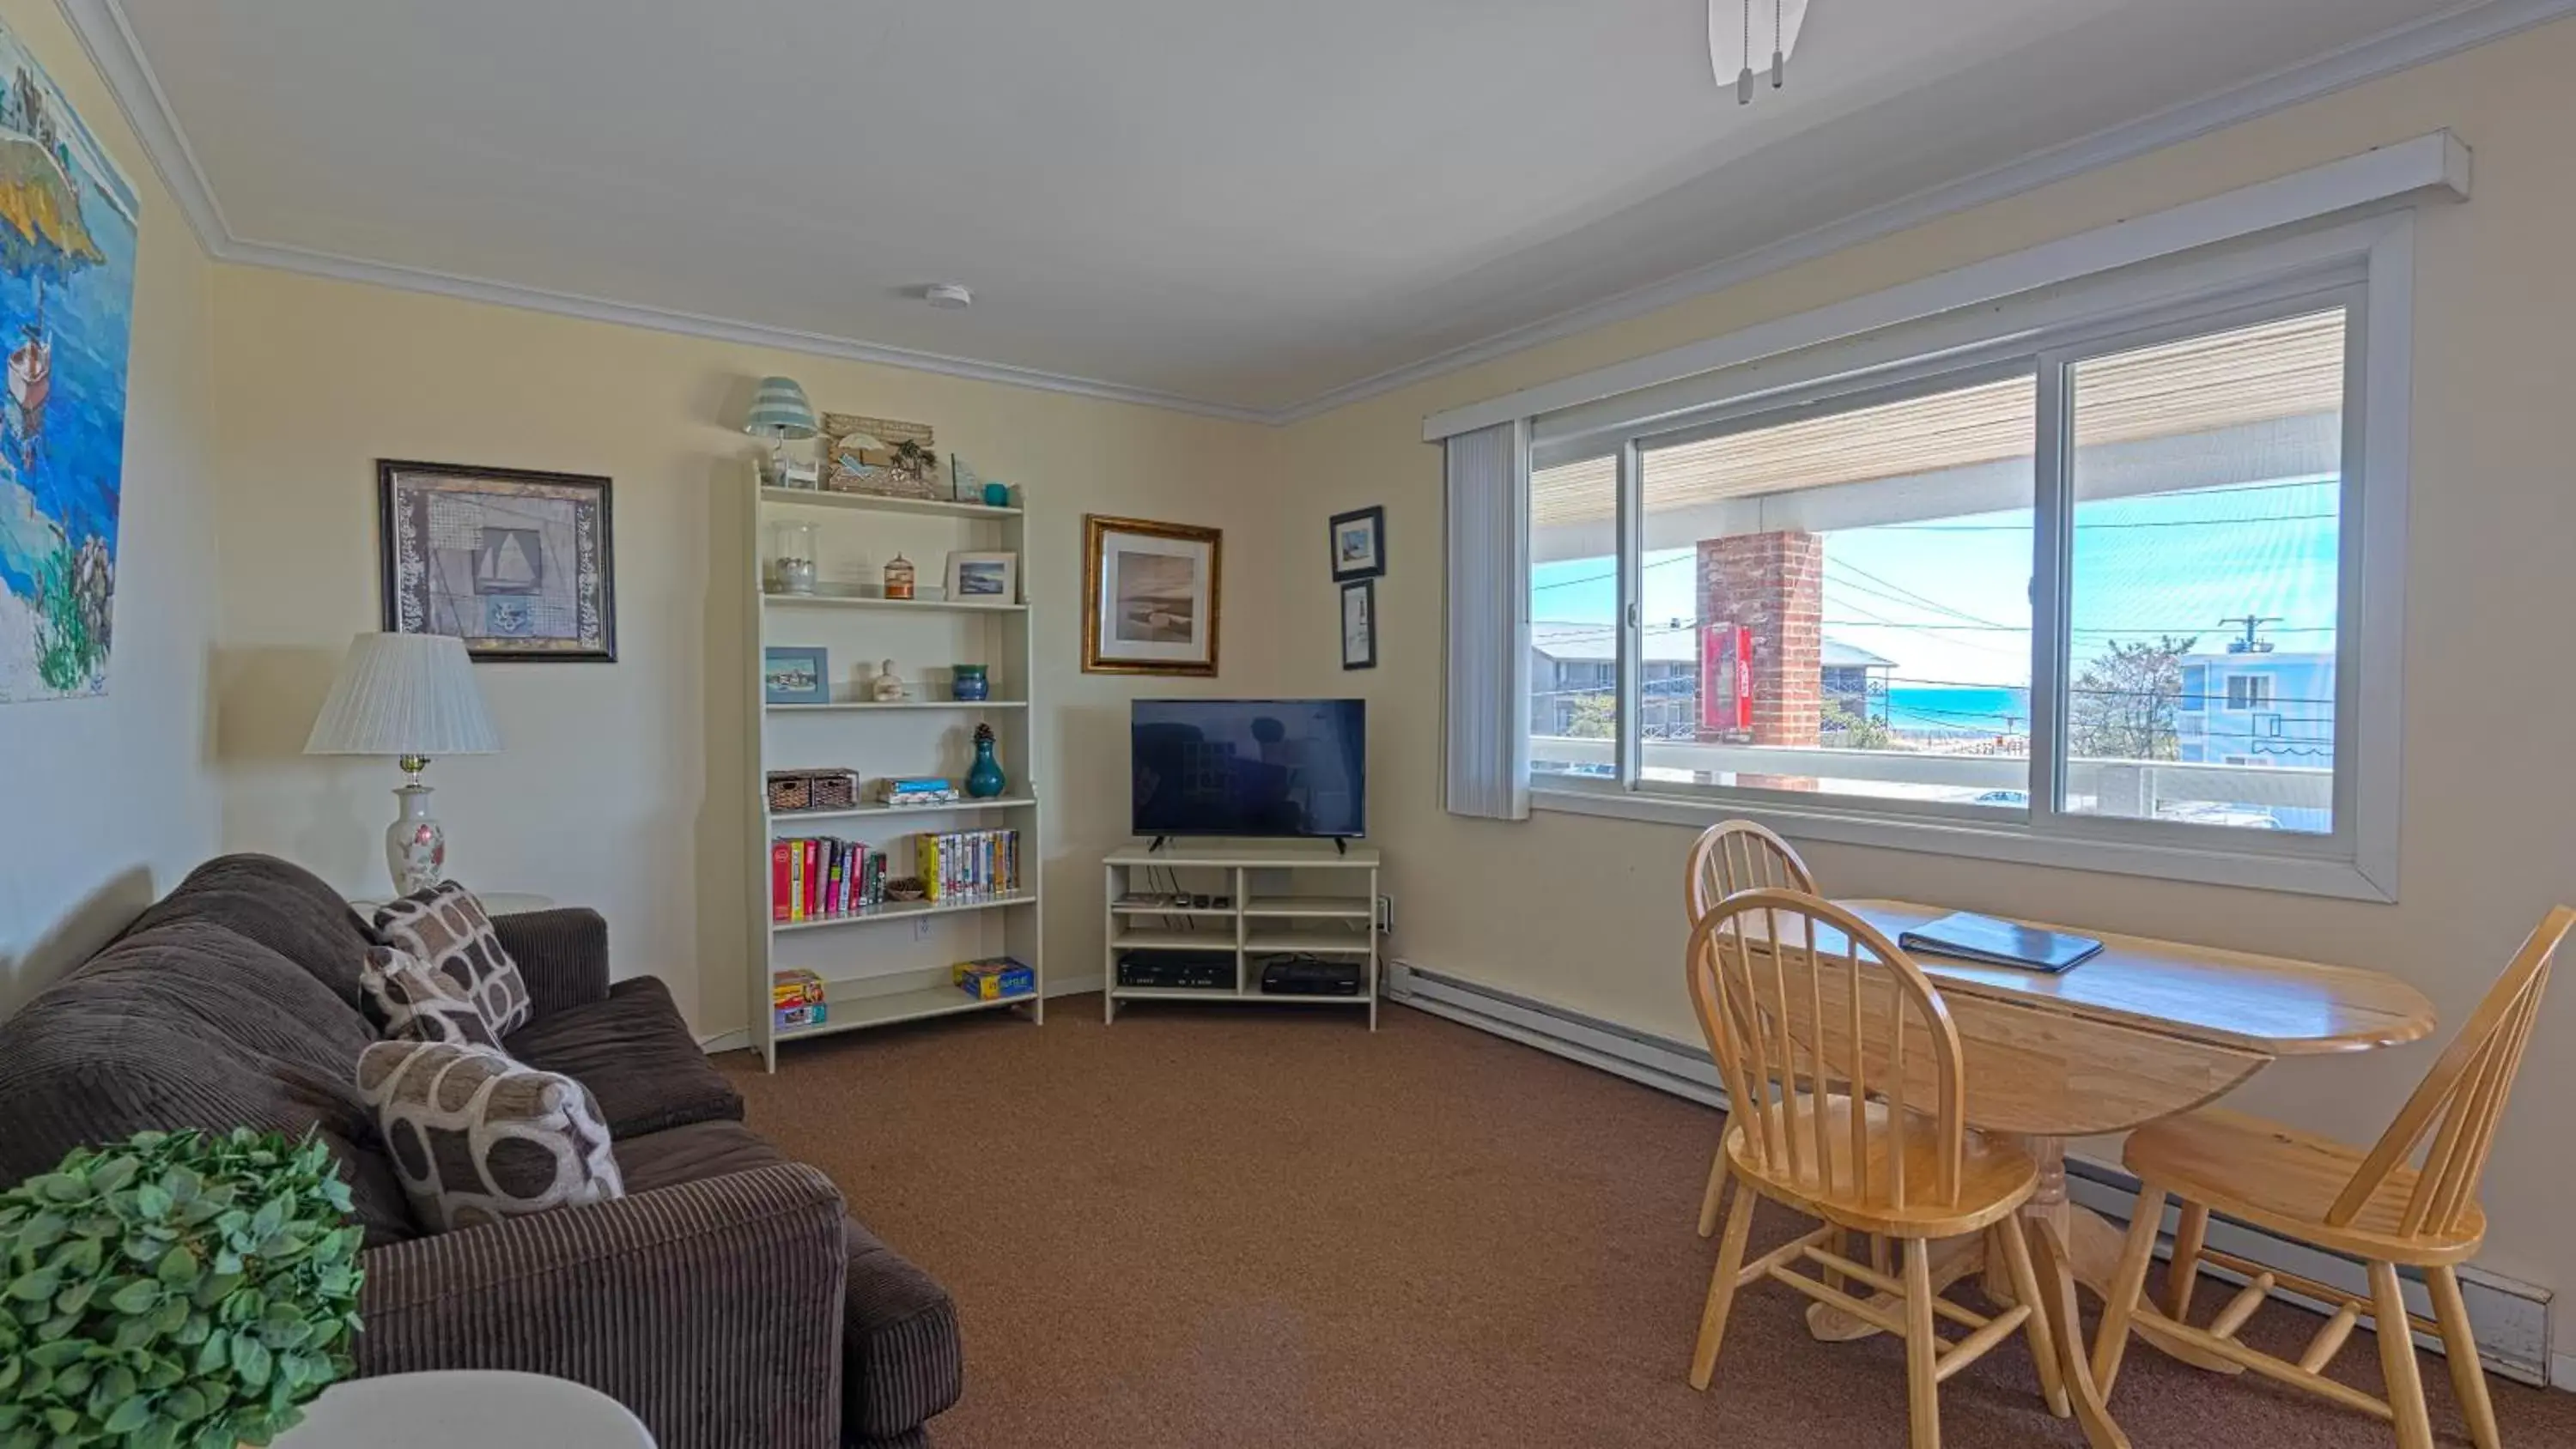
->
[[1257, 955, 1363, 997]]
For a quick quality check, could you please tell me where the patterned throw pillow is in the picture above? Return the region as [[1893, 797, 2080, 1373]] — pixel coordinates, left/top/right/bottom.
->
[[357, 944, 503, 1048], [372, 882, 532, 1037], [355, 1040, 623, 1232]]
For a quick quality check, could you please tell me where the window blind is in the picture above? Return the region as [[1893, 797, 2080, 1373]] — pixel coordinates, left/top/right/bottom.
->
[[1443, 421, 1531, 821]]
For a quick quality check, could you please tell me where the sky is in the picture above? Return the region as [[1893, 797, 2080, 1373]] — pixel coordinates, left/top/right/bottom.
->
[[1530, 474, 2342, 717]]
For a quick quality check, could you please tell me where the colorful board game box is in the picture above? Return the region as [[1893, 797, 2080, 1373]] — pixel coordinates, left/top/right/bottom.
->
[[953, 956, 1035, 1001], [775, 1001, 828, 1029], [772, 968, 825, 1009]]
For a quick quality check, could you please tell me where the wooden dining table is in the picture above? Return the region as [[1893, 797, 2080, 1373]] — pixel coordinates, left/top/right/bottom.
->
[[1804, 899, 2439, 1449]]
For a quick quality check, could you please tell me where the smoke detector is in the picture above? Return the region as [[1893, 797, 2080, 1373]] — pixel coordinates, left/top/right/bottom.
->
[[924, 282, 974, 310]]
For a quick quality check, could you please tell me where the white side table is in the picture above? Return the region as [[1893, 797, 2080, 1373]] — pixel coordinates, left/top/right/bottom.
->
[[351, 891, 556, 917], [275, 1371, 654, 1446]]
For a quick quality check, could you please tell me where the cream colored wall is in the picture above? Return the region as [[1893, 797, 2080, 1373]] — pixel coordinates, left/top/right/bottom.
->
[[0, 0, 220, 1014], [209, 267, 1279, 1041], [1276, 20, 2576, 1331]]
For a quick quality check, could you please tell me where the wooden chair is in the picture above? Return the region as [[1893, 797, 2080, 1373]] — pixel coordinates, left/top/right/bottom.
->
[[1686, 890, 2068, 1449], [1686, 821, 1815, 1237], [2093, 905, 2573, 1449]]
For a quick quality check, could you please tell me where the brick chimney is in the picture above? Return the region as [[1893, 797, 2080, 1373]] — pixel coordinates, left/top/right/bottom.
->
[[1698, 533, 1824, 776]]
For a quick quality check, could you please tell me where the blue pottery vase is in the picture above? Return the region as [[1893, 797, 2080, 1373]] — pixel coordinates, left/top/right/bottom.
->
[[966, 723, 1007, 798], [982, 482, 1012, 507]]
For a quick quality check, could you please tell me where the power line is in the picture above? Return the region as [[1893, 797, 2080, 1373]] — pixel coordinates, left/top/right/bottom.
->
[[1882, 511, 2336, 533]]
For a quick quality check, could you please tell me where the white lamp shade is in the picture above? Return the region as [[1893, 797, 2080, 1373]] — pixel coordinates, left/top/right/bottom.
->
[[305, 634, 501, 756]]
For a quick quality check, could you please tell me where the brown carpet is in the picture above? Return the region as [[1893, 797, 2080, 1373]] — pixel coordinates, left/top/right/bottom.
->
[[718, 997, 2574, 1448]]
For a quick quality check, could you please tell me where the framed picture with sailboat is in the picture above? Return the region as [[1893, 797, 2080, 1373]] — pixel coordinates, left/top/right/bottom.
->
[[378, 459, 618, 662]]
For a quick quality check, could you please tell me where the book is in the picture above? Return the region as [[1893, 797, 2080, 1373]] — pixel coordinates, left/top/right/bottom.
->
[[1898, 912, 2104, 973], [770, 841, 793, 922]]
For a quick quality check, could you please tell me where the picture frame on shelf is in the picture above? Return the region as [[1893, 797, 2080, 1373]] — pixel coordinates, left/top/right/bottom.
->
[[763, 646, 829, 704], [1340, 579, 1376, 670], [1082, 515, 1221, 676], [1328, 504, 1385, 581], [379, 459, 617, 662], [945, 550, 1019, 603], [822, 413, 939, 499]]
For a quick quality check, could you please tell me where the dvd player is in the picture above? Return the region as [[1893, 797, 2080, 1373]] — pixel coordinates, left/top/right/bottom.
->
[[1116, 950, 1234, 990]]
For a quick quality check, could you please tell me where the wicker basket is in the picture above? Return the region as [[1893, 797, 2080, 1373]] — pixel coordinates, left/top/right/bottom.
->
[[767, 768, 862, 814], [765, 772, 811, 813]]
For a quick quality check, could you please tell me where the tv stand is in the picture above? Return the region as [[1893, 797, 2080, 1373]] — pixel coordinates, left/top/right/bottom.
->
[[1103, 840, 1382, 1028]]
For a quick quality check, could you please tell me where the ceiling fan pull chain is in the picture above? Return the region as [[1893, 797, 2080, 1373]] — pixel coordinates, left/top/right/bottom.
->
[[1737, 0, 1754, 103], [1772, 0, 1786, 88]]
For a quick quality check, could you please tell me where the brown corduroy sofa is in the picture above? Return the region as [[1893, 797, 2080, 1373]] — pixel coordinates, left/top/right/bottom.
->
[[0, 854, 962, 1448]]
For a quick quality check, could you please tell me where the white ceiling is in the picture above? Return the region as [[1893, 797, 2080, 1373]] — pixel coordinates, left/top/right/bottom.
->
[[89, 0, 2554, 418]]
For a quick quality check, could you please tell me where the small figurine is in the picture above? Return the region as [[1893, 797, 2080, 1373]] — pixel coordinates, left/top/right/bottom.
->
[[869, 659, 907, 702]]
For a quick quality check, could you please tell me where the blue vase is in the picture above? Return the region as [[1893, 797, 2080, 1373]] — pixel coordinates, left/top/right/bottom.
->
[[966, 724, 1007, 798], [982, 482, 1012, 507]]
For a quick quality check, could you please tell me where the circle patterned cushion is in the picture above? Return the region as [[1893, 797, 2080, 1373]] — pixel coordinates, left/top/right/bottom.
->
[[355, 1039, 623, 1233]]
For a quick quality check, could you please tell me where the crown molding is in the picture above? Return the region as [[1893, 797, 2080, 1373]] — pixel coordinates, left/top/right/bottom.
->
[[211, 233, 1279, 423], [60, 0, 2576, 429]]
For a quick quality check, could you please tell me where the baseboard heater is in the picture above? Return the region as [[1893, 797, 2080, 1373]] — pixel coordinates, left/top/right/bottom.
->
[[1388, 959, 2559, 1389]]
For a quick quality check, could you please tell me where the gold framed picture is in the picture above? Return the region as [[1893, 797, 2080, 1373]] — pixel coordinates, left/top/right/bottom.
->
[[1082, 515, 1220, 676]]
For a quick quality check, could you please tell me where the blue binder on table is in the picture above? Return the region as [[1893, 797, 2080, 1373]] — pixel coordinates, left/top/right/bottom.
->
[[1898, 911, 2103, 974]]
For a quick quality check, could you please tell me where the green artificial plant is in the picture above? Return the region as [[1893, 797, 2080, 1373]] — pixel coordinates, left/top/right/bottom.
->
[[0, 1129, 365, 1449]]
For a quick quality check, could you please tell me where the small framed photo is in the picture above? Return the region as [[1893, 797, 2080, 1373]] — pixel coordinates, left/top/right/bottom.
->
[[1340, 579, 1376, 670], [763, 646, 829, 705], [945, 550, 1019, 603], [1328, 505, 1385, 582]]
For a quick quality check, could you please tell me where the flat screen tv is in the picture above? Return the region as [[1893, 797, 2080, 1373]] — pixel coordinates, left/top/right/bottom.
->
[[1131, 699, 1365, 840]]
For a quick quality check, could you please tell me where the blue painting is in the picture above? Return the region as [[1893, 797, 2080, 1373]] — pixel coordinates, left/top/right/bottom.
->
[[0, 21, 138, 702]]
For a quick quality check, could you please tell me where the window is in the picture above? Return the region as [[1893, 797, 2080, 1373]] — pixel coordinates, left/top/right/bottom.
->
[[2225, 676, 2276, 711], [2058, 309, 2342, 835], [1514, 263, 2397, 894]]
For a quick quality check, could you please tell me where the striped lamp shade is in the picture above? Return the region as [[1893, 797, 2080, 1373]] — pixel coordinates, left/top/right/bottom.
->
[[744, 376, 818, 440], [305, 634, 501, 755]]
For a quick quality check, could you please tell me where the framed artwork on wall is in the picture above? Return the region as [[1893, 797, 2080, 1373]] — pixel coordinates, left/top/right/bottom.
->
[[379, 460, 617, 662], [1082, 514, 1220, 676], [1328, 505, 1385, 582], [1340, 579, 1376, 670], [0, 16, 142, 703]]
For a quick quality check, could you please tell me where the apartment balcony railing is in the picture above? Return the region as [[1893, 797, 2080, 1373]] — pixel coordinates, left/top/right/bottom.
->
[[1528, 735, 2331, 816]]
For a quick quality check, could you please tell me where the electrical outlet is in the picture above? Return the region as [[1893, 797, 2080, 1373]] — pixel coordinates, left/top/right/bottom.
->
[[1376, 894, 1394, 934], [914, 914, 934, 941]]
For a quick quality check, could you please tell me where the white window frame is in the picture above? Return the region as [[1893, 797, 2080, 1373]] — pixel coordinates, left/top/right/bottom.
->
[[1520, 215, 2412, 902]]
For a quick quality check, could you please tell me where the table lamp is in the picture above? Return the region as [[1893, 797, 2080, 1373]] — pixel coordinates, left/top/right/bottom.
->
[[744, 375, 819, 487], [304, 633, 501, 897]]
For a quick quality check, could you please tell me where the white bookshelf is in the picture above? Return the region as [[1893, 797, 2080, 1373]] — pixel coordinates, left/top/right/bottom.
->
[[744, 477, 1043, 1071], [1101, 840, 1381, 1028]]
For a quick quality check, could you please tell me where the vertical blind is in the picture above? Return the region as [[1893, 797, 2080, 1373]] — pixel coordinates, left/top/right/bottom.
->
[[1443, 421, 1531, 821]]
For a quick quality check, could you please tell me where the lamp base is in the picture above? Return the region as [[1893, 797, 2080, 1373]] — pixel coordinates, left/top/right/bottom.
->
[[387, 780, 447, 897]]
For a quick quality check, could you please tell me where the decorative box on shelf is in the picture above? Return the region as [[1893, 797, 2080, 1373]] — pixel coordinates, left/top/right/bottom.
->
[[769, 768, 861, 813]]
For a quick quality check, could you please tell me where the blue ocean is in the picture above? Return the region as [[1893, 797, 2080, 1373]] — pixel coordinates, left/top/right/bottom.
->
[[1886, 684, 2030, 736]]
